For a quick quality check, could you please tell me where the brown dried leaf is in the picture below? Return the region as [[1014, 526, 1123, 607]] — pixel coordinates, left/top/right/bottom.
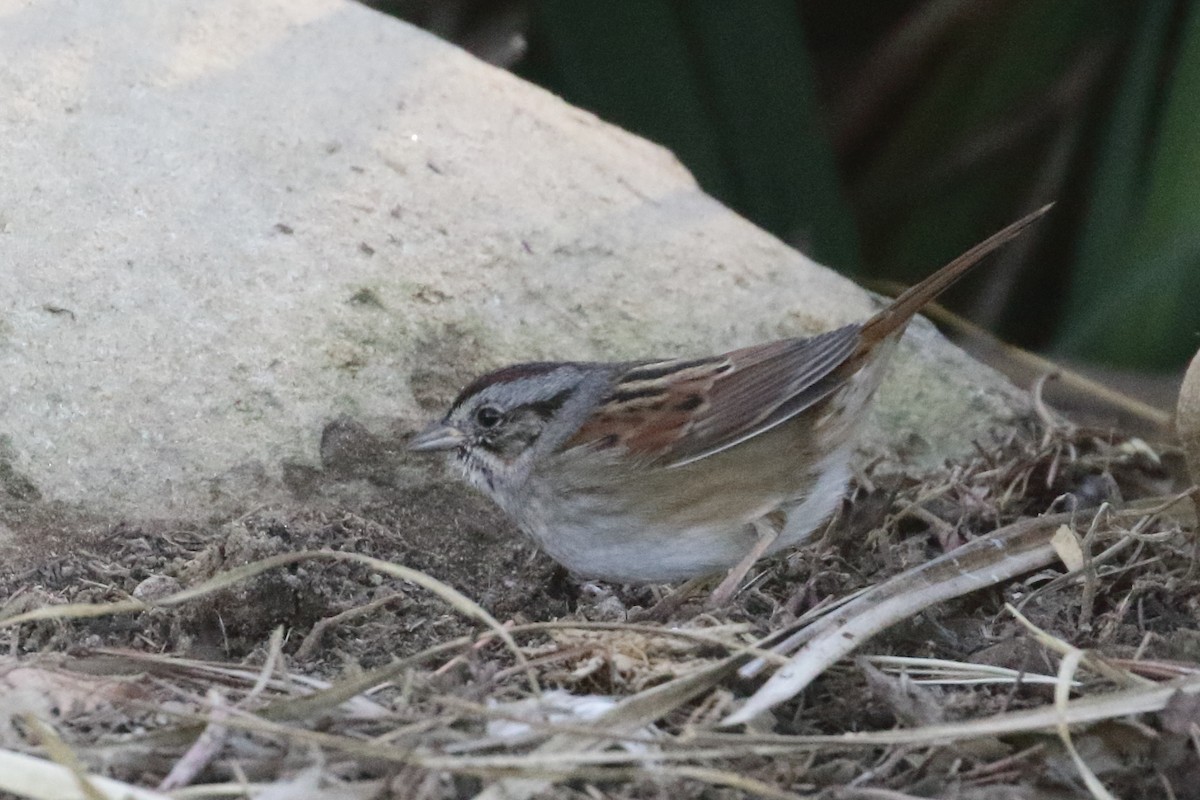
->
[[1050, 524, 1085, 571], [0, 659, 143, 748]]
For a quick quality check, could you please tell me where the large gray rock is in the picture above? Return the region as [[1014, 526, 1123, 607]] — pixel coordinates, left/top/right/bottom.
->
[[0, 0, 1029, 527]]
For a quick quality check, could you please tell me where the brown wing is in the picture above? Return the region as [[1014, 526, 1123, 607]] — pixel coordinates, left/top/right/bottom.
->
[[562, 206, 1053, 467], [562, 325, 861, 466]]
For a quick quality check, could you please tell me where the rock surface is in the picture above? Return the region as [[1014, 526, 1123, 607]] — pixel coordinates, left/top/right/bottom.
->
[[0, 0, 1030, 530]]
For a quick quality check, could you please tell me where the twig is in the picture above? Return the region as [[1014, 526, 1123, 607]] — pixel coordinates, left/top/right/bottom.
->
[[295, 592, 408, 660]]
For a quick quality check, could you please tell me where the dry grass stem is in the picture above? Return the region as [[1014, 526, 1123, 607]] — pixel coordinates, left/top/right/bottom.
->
[[0, 421, 1195, 797]]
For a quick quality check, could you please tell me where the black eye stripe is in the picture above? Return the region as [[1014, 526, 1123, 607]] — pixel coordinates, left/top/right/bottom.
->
[[525, 389, 575, 420]]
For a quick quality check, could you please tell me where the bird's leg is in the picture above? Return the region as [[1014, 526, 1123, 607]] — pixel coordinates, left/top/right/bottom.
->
[[629, 575, 714, 622], [706, 517, 780, 608]]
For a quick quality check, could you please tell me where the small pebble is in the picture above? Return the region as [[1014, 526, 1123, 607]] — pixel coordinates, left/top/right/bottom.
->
[[132, 574, 182, 602]]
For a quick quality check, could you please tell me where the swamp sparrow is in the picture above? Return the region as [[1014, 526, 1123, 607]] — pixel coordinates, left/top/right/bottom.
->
[[411, 206, 1050, 604]]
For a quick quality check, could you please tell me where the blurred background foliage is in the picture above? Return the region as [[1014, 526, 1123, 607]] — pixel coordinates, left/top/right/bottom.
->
[[371, 0, 1199, 391]]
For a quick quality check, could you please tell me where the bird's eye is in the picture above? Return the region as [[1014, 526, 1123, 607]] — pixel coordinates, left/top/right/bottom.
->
[[474, 405, 503, 429]]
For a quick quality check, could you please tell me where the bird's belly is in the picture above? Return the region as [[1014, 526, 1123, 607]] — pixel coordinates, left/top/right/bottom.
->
[[530, 510, 752, 583], [518, 439, 852, 583]]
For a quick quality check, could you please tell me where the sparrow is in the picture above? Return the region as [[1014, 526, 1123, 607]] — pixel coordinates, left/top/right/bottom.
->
[[410, 205, 1050, 605]]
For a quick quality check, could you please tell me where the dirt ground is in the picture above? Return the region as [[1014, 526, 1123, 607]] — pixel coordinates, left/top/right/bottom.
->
[[0, 417, 1198, 799]]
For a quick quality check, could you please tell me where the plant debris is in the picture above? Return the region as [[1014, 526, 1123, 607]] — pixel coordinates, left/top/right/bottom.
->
[[0, 417, 1197, 799]]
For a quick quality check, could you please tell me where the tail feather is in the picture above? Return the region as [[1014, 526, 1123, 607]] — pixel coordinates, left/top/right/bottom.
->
[[857, 203, 1053, 350]]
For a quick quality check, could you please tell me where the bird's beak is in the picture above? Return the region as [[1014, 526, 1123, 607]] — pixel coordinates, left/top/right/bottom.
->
[[408, 423, 466, 452]]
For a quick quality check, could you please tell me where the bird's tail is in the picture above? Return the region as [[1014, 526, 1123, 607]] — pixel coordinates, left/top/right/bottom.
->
[[856, 203, 1053, 350]]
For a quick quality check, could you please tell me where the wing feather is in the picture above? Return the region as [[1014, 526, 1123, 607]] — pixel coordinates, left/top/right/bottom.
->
[[666, 325, 860, 465], [561, 325, 862, 466]]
